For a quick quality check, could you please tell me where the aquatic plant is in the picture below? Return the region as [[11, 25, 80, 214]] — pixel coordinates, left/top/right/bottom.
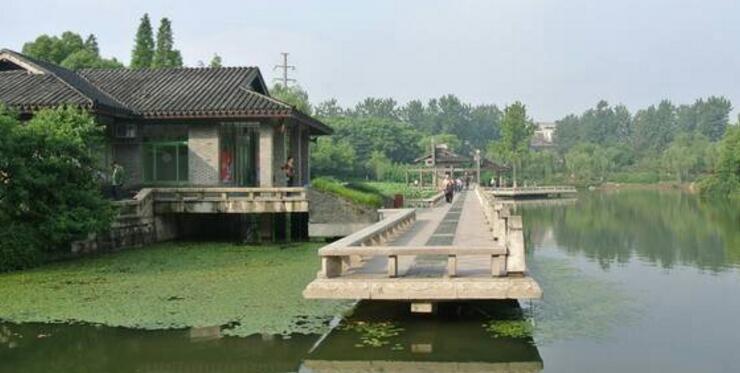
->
[[340, 320, 404, 348], [0, 242, 352, 337], [525, 255, 637, 344], [483, 319, 533, 338]]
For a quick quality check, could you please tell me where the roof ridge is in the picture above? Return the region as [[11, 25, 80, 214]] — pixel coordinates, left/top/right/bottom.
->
[[242, 88, 295, 110], [79, 65, 258, 73]]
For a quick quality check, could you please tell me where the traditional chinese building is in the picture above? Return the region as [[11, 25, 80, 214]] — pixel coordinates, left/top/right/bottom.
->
[[0, 48, 332, 245]]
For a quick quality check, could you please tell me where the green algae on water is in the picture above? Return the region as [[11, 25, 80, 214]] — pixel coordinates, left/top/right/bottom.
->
[[526, 255, 638, 344], [340, 320, 404, 348], [0, 242, 352, 337], [484, 319, 534, 339]]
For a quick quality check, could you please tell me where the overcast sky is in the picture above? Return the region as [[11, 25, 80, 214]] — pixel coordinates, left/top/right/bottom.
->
[[3, 0, 739, 121]]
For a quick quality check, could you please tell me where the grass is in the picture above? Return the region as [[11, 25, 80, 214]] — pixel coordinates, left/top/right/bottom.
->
[[312, 177, 385, 208], [0, 241, 351, 337], [362, 182, 439, 200], [312, 178, 439, 207]]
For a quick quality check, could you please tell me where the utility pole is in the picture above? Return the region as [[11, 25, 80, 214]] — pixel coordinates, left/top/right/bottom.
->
[[273, 52, 296, 88]]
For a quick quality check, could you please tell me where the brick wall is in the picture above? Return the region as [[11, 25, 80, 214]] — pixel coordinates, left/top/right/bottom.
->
[[114, 143, 142, 186], [188, 125, 220, 185]]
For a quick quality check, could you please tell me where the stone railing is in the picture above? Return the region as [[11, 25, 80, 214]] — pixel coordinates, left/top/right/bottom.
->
[[318, 208, 416, 278], [152, 187, 307, 202], [487, 185, 577, 195], [114, 187, 309, 215], [320, 245, 508, 278], [114, 188, 155, 221], [405, 191, 445, 208], [475, 186, 526, 274]]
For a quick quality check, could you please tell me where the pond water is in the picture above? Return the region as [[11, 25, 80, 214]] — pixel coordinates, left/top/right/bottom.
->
[[1, 190, 738, 372]]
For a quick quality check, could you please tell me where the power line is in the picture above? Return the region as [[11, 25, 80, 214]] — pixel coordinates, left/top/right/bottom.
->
[[273, 52, 296, 87]]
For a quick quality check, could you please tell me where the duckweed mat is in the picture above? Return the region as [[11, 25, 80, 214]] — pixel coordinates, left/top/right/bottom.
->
[[0, 242, 351, 337]]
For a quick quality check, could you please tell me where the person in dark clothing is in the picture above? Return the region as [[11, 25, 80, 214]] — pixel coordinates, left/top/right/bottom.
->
[[442, 173, 454, 203], [281, 156, 296, 186], [111, 161, 125, 200]]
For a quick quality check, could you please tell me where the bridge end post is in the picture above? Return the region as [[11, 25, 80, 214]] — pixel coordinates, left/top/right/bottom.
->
[[446, 255, 457, 278], [387, 255, 398, 278], [321, 256, 343, 278]]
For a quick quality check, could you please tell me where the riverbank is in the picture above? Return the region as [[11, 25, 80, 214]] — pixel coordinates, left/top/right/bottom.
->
[[594, 181, 697, 193], [0, 242, 350, 337]]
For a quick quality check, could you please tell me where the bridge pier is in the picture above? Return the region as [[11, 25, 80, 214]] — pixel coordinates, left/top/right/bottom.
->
[[411, 302, 437, 314]]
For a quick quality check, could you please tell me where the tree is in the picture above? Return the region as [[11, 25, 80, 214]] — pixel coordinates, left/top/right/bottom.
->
[[270, 84, 312, 115], [84, 34, 99, 55], [632, 100, 677, 156], [696, 96, 732, 141], [131, 13, 155, 68], [328, 116, 422, 167], [209, 54, 223, 68], [0, 106, 115, 271], [489, 102, 534, 187], [699, 125, 740, 199], [314, 99, 345, 118], [352, 98, 399, 120], [152, 18, 183, 68], [61, 50, 124, 70], [418, 133, 461, 153], [310, 138, 357, 178], [22, 31, 121, 70]]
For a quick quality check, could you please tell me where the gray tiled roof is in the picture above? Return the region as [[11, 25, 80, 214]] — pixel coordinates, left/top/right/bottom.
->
[[0, 49, 332, 134], [0, 70, 88, 109], [0, 49, 133, 116], [78, 67, 290, 118]]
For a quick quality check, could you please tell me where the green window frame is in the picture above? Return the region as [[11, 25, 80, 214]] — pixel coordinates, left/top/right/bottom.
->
[[143, 139, 189, 184]]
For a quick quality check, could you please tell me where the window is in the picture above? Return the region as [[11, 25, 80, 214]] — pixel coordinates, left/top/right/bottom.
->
[[115, 123, 137, 139], [143, 139, 188, 184]]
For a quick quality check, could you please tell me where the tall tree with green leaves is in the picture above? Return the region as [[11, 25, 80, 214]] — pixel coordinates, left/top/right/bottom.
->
[[152, 17, 183, 68], [131, 13, 155, 68], [84, 34, 99, 55], [488, 102, 534, 187], [699, 124, 740, 199]]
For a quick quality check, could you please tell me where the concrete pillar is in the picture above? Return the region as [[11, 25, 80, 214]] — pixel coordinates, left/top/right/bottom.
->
[[259, 124, 274, 187], [300, 127, 310, 186], [273, 123, 286, 187]]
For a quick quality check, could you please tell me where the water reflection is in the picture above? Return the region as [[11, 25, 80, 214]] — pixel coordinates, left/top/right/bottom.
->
[[1, 302, 543, 372], [302, 301, 543, 373], [0, 322, 315, 373], [522, 190, 740, 272]]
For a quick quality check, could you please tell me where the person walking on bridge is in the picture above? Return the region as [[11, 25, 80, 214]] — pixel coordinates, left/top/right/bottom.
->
[[442, 173, 455, 203]]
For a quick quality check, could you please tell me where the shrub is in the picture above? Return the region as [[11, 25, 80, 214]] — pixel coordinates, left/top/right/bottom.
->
[[311, 177, 385, 208], [0, 106, 114, 272], [608, 171, 661, 184]]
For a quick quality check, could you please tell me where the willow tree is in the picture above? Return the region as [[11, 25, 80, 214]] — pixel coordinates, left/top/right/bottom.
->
[[489, 102, 534, 187]]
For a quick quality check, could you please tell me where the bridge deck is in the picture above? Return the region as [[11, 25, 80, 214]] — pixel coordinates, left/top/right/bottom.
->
[[488, 185, 577, 198], [303, 189, 542, 301]]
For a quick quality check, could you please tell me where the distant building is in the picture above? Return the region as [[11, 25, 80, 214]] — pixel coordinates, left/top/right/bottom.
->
[[531, 122, 557, 149]]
